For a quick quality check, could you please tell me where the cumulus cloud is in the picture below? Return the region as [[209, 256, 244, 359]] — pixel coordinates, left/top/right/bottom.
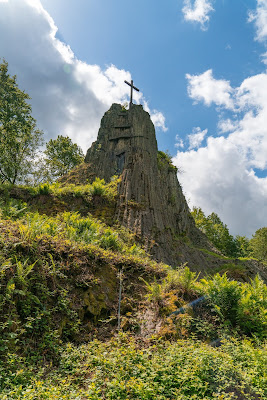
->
[[182, 0, 214, 30], [173, 70, 267, 236], [248, 0, 267, 42], [188, 127, 207, 149], [248, 1, 267, 66], [0, 0, 166, 152], [186, 69, 235, 109]]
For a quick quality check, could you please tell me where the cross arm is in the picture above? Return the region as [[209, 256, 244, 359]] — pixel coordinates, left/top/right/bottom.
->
[[124, 80, 140, 92]]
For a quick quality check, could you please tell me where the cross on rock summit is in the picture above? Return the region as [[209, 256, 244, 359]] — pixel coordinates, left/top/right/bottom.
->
[[124, 79, 139, 108]]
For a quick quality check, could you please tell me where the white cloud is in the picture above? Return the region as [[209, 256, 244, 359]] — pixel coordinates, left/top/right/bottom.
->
[[248, 0, 267, 42], [188, 127, 208, 149], [173, 70, 267, 236], [0, 0, 166, 152], [142, 101, 168, 132], [217, 118, 238, 134], [182, 0, 214, 30], [261, 51, 267, 64], [175, 135, 184, 149], [151, 111, 168, 132], [186, 69, 235, 109]]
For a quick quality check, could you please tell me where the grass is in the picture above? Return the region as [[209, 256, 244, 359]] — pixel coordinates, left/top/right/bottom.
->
[[198, 247, 229, 259], [29, 176, 121, 200]]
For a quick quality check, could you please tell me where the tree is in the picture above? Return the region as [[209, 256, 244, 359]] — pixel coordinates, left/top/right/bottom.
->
[[44, 135, 84, 181], [0, 60, 43, 184], [191, 207, 240, 257], [249, 227, 267, 263], [235, 235, 250, 258]]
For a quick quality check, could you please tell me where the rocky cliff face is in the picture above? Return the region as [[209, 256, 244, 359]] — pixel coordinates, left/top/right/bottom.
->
[[83, 103, 211, 266], [58, 103, 267, 278]]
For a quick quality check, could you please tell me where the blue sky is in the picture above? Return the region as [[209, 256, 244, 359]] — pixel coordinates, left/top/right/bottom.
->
[[1, 0, 267, 236], [41, 0, 264, 153]]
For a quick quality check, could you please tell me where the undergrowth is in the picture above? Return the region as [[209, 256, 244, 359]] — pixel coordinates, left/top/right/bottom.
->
[[0, 183, 267, 399], [1, 334, 266, 399]]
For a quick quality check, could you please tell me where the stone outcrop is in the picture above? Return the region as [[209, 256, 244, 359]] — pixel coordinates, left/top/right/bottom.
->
[[53, 103, 267, 278], [83, 103, 212, 266]]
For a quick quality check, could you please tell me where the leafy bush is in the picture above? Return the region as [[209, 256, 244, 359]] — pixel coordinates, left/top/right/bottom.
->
[[200, 273, 242, 325], [2, 335, 266, 399], [237, 275, 267, 338], [200, 273, 267, 338]]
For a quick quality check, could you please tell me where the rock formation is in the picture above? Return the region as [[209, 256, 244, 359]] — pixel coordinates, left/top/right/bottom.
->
[[59, 103, 267, 278], [82, 103, 211, 266]]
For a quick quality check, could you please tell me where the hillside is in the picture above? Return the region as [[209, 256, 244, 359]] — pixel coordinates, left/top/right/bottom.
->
[[0, 105, 266, 399], [0, 180, 266, 399], [59, 104, 266, 279]]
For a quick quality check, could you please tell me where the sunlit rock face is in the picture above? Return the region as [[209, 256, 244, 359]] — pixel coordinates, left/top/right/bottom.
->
[[84, 103, 210, 266]]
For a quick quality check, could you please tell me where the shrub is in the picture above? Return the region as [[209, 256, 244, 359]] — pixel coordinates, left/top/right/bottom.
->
[[200, 273, 242, 325], [238, 275, 267, 338]]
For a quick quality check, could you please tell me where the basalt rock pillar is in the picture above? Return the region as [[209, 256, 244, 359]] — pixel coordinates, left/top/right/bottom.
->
[[84, 103, 210, 266]]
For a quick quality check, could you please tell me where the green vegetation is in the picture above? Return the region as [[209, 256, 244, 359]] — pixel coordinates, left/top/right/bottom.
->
[[0, 182, 266, 399], [1, 60, 266, 399], [28, 176, 120, 200], [0, 60, 43, 184], [250, 227, 267, 263], [0, 60, 84, 186], [0, 164, 266, 400], [192, 207, 267, 264], [1, 335, 266, 399], [42, 135, 84, 182], [192, 207, 252, 258], [157, 150, 178, 172]]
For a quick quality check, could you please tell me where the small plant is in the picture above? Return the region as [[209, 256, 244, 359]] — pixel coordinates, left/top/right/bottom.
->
[[91, 177, 106, 196], [169, 264, 200, 294], [140, 276, 163, 304], [15, 257, 37, 288], [99, 229, 122, 251], [36, 183, 51, 195]]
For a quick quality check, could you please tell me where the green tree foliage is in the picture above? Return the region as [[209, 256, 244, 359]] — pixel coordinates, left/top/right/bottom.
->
[[0, 60, 43, 184], [191, 207, 243, 257], [235, 234, 250, 258], [44, 135, 84, 181], [249, 227, 267, 263]]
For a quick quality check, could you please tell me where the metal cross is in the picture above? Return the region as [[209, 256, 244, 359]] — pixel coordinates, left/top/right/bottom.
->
[[124, 79, 139, 108]]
